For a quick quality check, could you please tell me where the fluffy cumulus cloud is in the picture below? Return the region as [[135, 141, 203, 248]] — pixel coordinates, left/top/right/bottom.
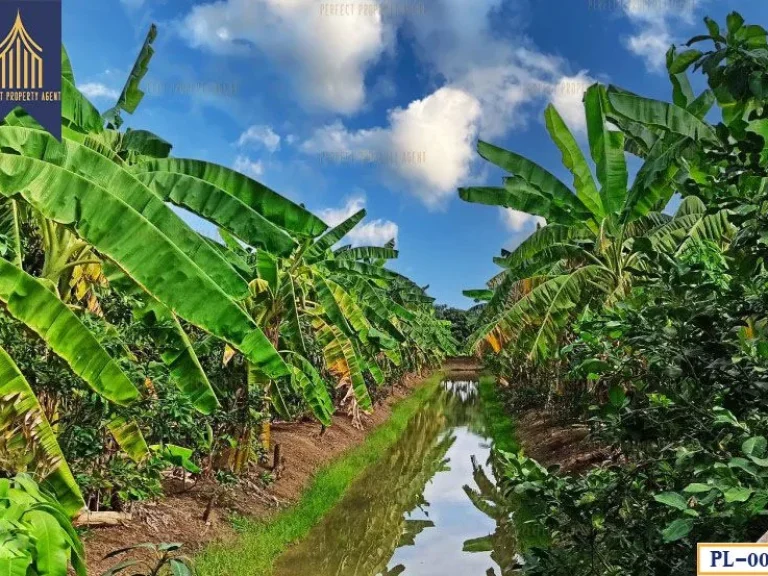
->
[[233, 155, 264, 177], [501, 208, 545, 233], [180, 0, 387, 114], [237, 125, 281, 152], [185, 0, 598, 209], [622, 0, 701, 71], [302, 87, 482, 208], [317, 196, 398, 247], [79, 82, 119, 100]]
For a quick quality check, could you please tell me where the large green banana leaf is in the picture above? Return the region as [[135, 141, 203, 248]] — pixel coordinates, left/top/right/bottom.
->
[[326, 278, 372, 338], [61, 78, 103, 135], [315, 277, 354, 337], [0, 346, 83, 515], [476, 140, 594, 223], [606, 88, 720, 145], [133, 170, 296, 255], [544, 104, 604, 219], [0, 154, 288, 379], [61, 46, 75, 85], [134, 159, 327, 238], [459, 184, 579, 226], [584, 85, 628, 215], [0, 259, 139, 405], [494, 224, 593, 269], [0, 126, 249, 299], [106, 417, 150, 463], [283, 352, 334, 426], [472, 266, 613, 359], [137, 299, 220, 415]]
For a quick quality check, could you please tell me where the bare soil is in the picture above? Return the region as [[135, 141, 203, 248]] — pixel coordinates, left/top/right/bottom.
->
[[83, 372, 430, 575], [514, 410, 613, 475]]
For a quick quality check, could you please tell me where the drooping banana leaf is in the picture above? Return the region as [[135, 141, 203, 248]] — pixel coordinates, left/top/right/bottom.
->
[[0, 154, 288, 379], [62, 78, 103, 135], [313, 319, 372, 411], [0, 126, 249, 299], [606, 88, 720, 145], [133, 170, 296, 255], [135, 297, 220, 415], [61, 46, 74, 85], [106, 416, 150, 462], [325, 278, 372, 339], [315, 277, 354, 337], [134, 158, 327, 237], [283, 352, 334, 426], [0, 259, 139, 405], [0, 198, 22, 267], [0, 345, 84, 515], [122, 129, 172, 159], [476, 140, 594, 222], [494, 224, 592, 270]]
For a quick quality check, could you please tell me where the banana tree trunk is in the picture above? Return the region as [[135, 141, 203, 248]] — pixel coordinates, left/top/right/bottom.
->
[[259, 322, 281, 460]]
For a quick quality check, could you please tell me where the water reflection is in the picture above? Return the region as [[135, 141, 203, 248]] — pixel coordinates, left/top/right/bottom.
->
[[274, 376, 512, 576]]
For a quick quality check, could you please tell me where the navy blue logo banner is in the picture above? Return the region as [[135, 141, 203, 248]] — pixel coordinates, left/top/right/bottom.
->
[[0, 0, 61, 139]]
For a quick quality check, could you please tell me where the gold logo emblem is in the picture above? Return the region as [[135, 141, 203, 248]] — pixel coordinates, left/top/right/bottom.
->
[[0, 10, 42, 90]]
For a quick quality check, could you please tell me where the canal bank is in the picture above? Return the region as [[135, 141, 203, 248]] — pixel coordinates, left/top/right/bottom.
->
[[197, 367, 521, 576], [196, 371, 447, 575]]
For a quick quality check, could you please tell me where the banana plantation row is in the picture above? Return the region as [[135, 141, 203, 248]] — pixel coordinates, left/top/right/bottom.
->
[[0, 26, 458, 575], [461, 12, 768, 576]]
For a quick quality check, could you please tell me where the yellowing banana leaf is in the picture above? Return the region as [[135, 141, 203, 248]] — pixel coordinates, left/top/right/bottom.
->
[[0, 345, 84, 515]]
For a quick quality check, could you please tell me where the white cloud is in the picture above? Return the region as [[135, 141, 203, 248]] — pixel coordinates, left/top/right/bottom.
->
[[180, 0, 387, 114], [302, 87, 481, 208], [622, 0, 700, 71], [233, 155, 264, 177], [186, 0, 600, 208], [501, 208, 545, 233], [318, 196, 398, 247], [237, 125, 281, 152], [79, 82, 119, 100]]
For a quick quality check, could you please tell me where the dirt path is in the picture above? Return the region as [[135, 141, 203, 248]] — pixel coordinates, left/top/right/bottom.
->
[[83, 372, 432, 575]]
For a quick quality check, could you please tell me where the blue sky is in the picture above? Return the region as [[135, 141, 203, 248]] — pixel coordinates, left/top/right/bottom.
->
[[63, 0, 767, 308]]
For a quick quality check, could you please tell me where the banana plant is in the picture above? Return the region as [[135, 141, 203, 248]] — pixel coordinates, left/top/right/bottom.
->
[[460, 84, 733, 360], [219, 208, 441, 461], [0, 30, 286, 512]]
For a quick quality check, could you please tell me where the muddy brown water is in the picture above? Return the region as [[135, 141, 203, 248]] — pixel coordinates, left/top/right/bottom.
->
[[273, 374, 517, 576]]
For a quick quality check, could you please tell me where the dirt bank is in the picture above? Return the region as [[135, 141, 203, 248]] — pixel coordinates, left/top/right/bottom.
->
[[514, 410, 612, 474], [83, 371, 434, 575]]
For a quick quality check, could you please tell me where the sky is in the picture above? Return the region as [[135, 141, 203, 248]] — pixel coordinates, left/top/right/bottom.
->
[[63, 0, 768, 309]]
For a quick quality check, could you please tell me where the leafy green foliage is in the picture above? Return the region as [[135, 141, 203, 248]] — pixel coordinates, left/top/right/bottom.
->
[[0, 474, 85, 576]]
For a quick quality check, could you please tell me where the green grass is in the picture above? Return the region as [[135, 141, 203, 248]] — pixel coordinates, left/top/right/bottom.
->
[[478, 374, 518, 453], [196, 371, 445, 576]]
